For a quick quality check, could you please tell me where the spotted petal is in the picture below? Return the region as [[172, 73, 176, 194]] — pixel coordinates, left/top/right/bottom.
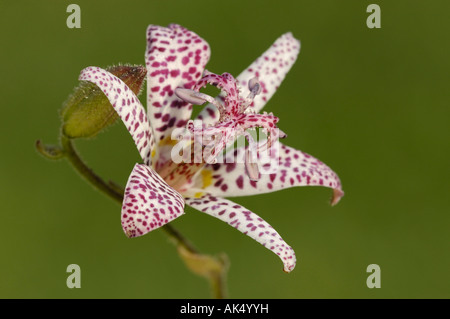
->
[[185, 195, 296, 272], [79, 67, 154, 165], [186, 143, 344, 205], [122, 164, 185, 238], [145, 24, 211, 145], [196, 32, 300, 125]]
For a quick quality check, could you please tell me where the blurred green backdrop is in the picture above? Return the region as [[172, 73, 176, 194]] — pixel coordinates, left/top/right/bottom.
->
[[0, 0, 448, 298]]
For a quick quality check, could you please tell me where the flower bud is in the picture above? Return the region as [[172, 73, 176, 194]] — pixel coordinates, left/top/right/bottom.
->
[[61, 64, 146, 139]]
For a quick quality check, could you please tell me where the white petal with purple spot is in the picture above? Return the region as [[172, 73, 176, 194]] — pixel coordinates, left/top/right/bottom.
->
[[79, 67, 154, 165], [145, 24, 211, 145], [185, 195, 296, 273], [122, 164, 185, 238], [186, 143, 343, 205]]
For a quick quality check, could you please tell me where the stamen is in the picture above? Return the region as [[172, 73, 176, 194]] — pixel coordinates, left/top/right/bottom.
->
[[175, 88, 225, 114], [245, 149, 260, 181], [243, 132, 261, 181], [254, 128, 280, 158], [176, 71, 284, 170], [175, 88, 206, 105], [242, 77, 262, 112]]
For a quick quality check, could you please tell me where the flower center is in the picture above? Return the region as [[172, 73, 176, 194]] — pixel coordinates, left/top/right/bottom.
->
[[174, 71, 286, 182], [175, 70, 263, 122]]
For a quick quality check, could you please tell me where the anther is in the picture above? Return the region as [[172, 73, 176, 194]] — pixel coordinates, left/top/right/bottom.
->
[[248, 77, 262, 96], [175, 88, 225, 115], [175, 88, 207, 105]]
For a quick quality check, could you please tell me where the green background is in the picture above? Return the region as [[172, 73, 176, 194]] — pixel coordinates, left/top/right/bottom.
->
[[0, 0, 448, 298]]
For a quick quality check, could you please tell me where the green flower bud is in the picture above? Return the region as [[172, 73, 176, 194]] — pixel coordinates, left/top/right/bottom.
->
[[61, 64, 146, 139]]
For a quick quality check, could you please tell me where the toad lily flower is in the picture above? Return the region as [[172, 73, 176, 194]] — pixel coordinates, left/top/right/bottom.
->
[[78, 24, 343, 273]]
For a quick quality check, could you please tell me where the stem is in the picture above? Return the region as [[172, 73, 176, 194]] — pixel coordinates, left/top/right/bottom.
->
[[209, 255, 228, 299], [57, 136, 227, 298], [60, 135, 124, 204], [211, 274, 226, 299]]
